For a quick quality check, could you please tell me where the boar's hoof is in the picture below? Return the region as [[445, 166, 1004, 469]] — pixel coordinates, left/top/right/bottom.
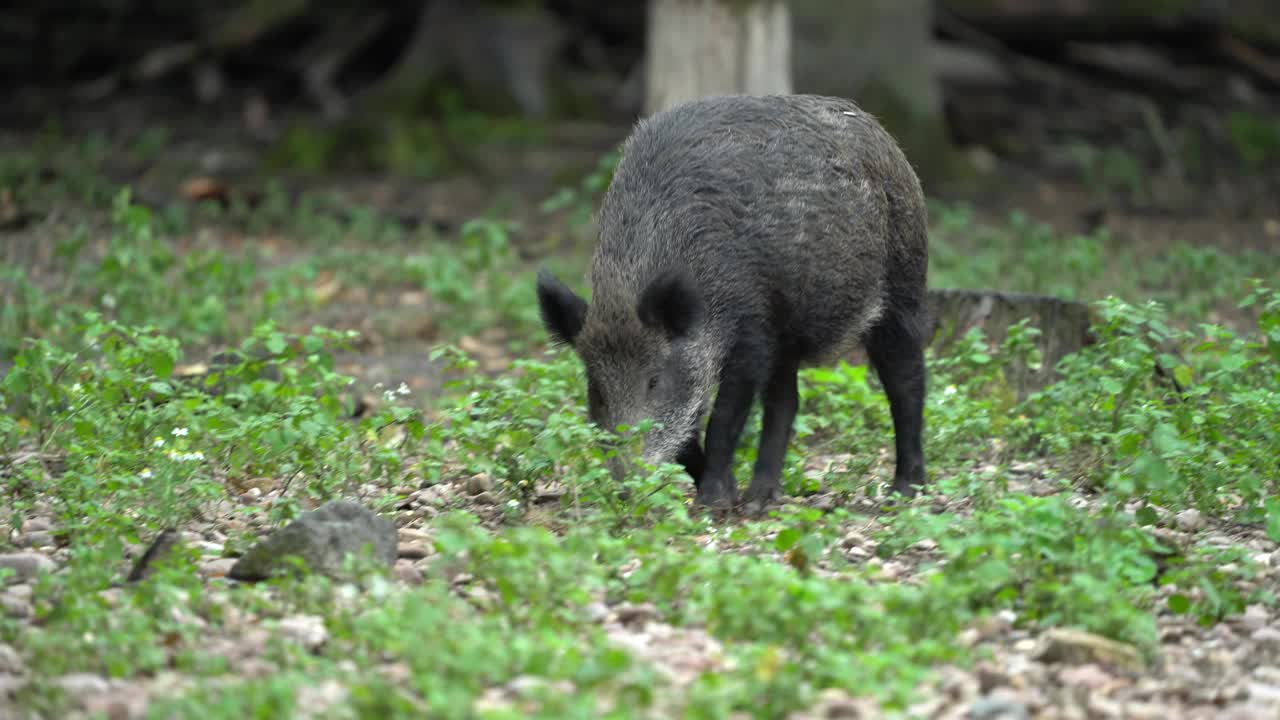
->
[[888, 477, 923, 500], [742, 478, 780, 517], [695, 485, 736, 511]]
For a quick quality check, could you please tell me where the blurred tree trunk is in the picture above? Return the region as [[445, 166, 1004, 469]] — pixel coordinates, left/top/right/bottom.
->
[[644, 0, 792, 116], [791, 0, 961, 182]]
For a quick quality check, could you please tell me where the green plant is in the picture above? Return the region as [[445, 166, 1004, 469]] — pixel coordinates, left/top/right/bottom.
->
[[4, 147, 1277, 719], [1020, 290, 1280, 519], [1067, 141, 1145, 201], [1227, 111, 1280, 168], [541, 148, 622, 227]]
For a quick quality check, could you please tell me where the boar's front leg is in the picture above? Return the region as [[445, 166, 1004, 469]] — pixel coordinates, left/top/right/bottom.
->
[[676, 435, 705, 487], [743, 359, 799, 515], [695, 353, 762, 510]]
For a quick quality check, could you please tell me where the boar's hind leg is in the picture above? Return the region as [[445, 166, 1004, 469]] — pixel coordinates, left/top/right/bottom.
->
[[743, 359, 800, 515], [865, 309, 928, 498]]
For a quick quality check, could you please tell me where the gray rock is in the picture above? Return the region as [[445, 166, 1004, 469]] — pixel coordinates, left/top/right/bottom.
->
[[295, 678, 347, 718], [1175, 508, 1206, 532], [1034, 628, 1144, 672], [393, 560, 424, 586], [0, 553, 55, 582], [1247, 681, 1280, 704], [21, 518, 51, 533], [585, 602, 609, 624], [615, 602, 660, 626], [1241, 604, 1270, 631], [969, 695, 1030, 720], [200, 558, 238, 579], [0, 644, 22, 675], [278, 614, 328, 651], [472, 491, 501, 505], [82, 683, 151, 720], [56, 672, 110, 698], [0, 595, 31, 619], [1221, 703, 1280, 720], [18, 532, 53, 548], [0, 673, 30, 699], [228, 500, 397, 581], [465, 474, 495, 495], [397, 542, 429, 560], [1253, 626, 1280, 652]]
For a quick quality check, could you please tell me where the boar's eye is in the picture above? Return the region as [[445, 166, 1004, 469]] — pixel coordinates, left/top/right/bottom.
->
[[647, 374, 660, 393]]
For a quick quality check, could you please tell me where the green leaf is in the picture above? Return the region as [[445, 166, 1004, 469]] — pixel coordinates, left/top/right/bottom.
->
[[1266, 498, 1280, 543], [1167, 593, 1191, 614], [774, 528, 802, 552], [1150, 424, 1184, 455], [148, 351, 175, 379], [265, 333, 288, 355], [1173, 364, 1193, 388], [1134, 505, 1159, 526], [73, 419, 95, 440]]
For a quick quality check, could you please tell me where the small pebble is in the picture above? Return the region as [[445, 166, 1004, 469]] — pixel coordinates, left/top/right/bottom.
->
[[1253, 627, 1280, 652], [21, 518, 51, 533], [615, 602, 660, 626], [473, 491, 501, 505], [397, 542, 429, 560], [0, 642, 23, 674], [465, 474, 495, 496], [200, 558, 238, 579], [278, 615, 327, 651], [1174, 508, 1205, 532], [393, 560, 423, 586], [19, 531, 53, 548]]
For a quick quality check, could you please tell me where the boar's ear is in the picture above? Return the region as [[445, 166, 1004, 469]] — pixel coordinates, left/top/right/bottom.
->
[[536, 269, 589, 346], [637, 269, 702, 339]]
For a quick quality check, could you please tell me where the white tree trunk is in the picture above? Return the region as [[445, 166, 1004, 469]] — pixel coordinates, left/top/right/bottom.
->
[[644, 0, 792, 117]]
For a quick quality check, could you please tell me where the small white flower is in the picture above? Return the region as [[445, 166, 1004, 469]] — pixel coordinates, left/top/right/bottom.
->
[[153, 437, 165, 448], [139, 468, 153, 479], [944, 385, 958, 396], [506, 499, 520, 509], [172, 427, 189, 437], [396, 382, 411, 396], [71, 382, 83, 394]]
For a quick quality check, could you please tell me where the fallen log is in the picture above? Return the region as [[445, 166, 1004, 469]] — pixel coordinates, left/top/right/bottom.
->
[[939, 0, 1280, 91]]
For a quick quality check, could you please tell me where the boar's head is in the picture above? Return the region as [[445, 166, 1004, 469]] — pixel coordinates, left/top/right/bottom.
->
[[535, 267, 712, 480]]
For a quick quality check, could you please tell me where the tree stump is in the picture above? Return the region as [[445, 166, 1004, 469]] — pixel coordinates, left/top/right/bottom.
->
[[926, 288, 1097, 397]]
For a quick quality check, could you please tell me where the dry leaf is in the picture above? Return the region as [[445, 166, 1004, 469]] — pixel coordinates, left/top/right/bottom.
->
[[173, 363, 210, 378], [181, 177, 231, 204], [311, 271, 342, 305]]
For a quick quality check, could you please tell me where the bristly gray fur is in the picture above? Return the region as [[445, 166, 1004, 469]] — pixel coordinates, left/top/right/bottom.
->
[[538, 93, 930, 503]]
